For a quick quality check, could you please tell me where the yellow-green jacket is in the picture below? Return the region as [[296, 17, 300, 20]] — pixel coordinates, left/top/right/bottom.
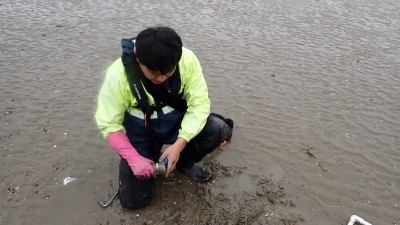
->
[[95, 47, 210, 142]]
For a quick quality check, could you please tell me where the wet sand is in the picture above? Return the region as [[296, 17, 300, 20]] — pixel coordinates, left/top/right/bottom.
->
[[1, 0, 399, 224]]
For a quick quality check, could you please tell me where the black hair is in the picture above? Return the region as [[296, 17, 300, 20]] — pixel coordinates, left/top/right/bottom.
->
[[135, 26, 183, 75]]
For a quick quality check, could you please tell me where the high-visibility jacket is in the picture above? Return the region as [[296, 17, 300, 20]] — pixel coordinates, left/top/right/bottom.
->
[[95, 47, 210, 142]]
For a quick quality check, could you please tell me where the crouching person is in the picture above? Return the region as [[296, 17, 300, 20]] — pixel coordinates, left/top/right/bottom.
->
[[95, 26, 233, 209]]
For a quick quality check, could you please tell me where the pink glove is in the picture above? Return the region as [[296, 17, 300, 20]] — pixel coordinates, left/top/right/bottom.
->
[[108, 131, 155, 178]]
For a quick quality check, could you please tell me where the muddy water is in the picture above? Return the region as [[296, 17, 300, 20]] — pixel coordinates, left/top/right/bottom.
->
[[1, 0, 399, 224]]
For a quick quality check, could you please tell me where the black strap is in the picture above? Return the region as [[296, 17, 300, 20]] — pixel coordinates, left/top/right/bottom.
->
[[121, 52, 154, 123]]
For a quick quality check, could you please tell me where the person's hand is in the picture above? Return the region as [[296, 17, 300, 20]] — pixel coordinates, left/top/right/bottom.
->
[[127, 155, 155, 178], [159, 138, 187, 177], [159, 145, 180, 177], [107, 131, 156, 179]]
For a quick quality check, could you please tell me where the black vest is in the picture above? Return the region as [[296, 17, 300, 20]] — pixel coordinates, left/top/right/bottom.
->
[[120, 38, 187, 125]]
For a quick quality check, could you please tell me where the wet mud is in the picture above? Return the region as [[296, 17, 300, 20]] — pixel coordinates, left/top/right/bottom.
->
[[94, 160, 303, 225], [1, 0, 399, 224]]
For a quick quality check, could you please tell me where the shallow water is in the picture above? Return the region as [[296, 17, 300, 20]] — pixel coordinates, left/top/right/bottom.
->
[[1, 0, 399, 224]]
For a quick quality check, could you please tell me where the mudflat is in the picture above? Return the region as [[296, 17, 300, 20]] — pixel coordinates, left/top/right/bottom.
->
[[1, 0, 399, 224]]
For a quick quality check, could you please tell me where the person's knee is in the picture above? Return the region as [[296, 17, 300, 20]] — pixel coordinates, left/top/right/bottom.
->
[[201, 119, 224, 149], [209, 113, 233, 142], [210, 117, 228, 139], [118, 167, 155, 209]]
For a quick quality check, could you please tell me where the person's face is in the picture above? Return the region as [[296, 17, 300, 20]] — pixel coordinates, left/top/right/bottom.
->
[[137, 60, 176, 85]]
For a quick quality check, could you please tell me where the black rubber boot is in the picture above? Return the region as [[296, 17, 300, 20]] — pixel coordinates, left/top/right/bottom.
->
[[177, 163, 213, 183]]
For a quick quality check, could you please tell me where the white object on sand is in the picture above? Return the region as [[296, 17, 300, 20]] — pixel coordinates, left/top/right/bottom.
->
[[347, 215, 372, 225], [63, 177, 77, 185]]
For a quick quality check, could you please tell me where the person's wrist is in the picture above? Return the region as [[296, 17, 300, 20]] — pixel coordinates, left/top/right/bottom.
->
[[174, 137, 187, 152]]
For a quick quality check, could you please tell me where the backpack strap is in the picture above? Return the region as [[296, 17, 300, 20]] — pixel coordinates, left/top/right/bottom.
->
[[121, 38, 154, 126]]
